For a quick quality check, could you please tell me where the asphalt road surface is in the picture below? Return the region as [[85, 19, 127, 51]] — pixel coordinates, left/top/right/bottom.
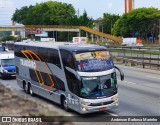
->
[[0, 65, 160, 125]]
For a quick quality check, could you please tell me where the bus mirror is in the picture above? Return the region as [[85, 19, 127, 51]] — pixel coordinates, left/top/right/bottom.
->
[[115, 66, 124, 81], [55, 64, 61, 68]]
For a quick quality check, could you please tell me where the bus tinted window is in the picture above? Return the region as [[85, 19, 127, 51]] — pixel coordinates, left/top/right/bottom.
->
[[39, 48, 61, 68], [60, 50, 76, 70], [15, 45, 61, 68], [60, 49, 80, 95], [29, 69, 65, 91]]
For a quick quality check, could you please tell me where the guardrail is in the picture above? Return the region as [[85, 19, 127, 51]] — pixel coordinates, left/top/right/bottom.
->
[[108, 46, 160, 70]]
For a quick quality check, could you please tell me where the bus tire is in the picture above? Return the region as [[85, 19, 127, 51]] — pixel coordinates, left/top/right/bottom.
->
[[1, 76, 5, 80], [28, 83, 34, 96], [61, 96, 70, 112], [0, 73, 5, 80], [23, 82, 29, 94]]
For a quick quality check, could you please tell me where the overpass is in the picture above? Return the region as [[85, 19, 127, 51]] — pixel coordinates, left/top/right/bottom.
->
[[0, 25, 122, 42]]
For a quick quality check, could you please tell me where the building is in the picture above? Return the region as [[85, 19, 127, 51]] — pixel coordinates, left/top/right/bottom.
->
[[124, 0, 135, 13]]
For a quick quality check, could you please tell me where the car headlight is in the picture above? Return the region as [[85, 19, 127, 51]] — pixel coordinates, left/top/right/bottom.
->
[[3, 69, 8, 73], [111, 95, 118, 101], [80, 101, 91, 106]]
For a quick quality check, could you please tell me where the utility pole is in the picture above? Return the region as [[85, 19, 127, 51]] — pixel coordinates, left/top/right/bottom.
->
[[102, 24, 104, 42], [111, 20, 112, 35], [159, 19, 160, 45]]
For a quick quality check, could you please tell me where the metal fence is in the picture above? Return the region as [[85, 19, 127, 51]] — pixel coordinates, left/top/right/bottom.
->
[[109, 46, 160, 70]]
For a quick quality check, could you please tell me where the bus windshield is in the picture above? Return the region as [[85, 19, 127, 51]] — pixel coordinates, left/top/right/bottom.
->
[[73, 50, 114, 72], [80, 74, 117, 98], [1, 59, 15, 66]]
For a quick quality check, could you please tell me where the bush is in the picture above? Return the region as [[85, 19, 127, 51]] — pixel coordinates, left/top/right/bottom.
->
[[1, 36, 15, 41]]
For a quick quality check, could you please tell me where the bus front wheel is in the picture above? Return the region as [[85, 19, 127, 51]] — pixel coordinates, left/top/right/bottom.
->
[[24, 82, 29, 94], [61, 96, 70, 112], [0, 73, 5, 80]]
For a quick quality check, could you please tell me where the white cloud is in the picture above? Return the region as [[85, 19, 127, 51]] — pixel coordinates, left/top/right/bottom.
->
[[107, 2, 113, 9]]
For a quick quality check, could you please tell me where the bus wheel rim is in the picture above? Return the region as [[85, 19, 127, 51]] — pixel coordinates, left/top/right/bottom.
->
[[25, 84, 28, 92], [64, 99, 68, 109], [30, 86, 33, 95]]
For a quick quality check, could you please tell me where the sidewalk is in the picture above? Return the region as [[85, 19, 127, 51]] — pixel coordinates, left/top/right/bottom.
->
[[0, 83, 74, 125]]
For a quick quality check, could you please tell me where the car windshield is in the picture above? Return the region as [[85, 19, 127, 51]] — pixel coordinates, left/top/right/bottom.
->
[[80, 74, 117, 98], [73, 50, 114, 72], [0, 46, 5, 51], [1, 59, 15, 66]]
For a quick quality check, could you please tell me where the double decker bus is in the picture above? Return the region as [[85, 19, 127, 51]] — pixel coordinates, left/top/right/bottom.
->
[[14, 41, 124, 114]]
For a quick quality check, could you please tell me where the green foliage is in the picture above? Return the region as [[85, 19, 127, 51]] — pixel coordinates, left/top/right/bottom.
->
[[97, 41, 105, 46], [102, 13, 120, 34], [1, 36, 15, 41], [12, 6, 33, 24], [12, 1, 93, 27], [112, 8, 160, 40], [78, 10, 93, 27], [12, 1, 76, 25]]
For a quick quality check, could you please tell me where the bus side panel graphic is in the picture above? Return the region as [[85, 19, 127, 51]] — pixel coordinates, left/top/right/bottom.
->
[[21, 50, 60, 92]]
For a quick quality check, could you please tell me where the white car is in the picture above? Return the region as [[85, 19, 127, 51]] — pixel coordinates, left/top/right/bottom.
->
[[136, 43, 143, 47]]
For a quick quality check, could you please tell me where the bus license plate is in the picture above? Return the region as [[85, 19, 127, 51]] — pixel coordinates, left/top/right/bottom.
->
[[99, 107, 106, 111]]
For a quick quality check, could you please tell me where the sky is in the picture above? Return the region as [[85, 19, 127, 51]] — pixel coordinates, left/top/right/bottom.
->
[[0, 0, 160, 25]]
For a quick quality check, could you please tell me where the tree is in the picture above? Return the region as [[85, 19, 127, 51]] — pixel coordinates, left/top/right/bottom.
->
[[12, 1, 93, 27], [12, 1, 76, 25], [112, 8, 160, 41], [1, 36, 15, 41], [78, 10, 93, 27], [12, 6, 33, 24], [102, 13, 120, 34]]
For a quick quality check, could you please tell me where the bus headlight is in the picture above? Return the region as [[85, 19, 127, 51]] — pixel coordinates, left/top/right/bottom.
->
[[80, 101, 91, 106], [111, 95, 118, 101], [81, 107, 88, 111], [3, 69, 8, 73]]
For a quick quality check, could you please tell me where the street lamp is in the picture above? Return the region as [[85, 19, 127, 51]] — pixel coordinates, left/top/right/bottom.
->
[[159, 19, 160, 45]]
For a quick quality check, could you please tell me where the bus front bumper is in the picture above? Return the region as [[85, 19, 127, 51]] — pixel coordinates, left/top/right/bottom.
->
[[2, 72, 16, 78], [79, 94, 119, 114]]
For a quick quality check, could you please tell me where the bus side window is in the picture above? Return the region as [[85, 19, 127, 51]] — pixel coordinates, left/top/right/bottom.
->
[[60, 49, 80, 95], [60, 50, 76, 70], [49, 49, 61, 68]]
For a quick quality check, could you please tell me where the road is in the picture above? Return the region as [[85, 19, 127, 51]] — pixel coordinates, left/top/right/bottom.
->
[[0, 65, 160, 124]]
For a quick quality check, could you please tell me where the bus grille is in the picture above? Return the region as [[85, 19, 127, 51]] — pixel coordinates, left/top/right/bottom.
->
[[8, 70, 15, 73], [89, 101, 114, 106]]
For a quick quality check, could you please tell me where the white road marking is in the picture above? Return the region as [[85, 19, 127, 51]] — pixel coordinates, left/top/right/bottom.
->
[[118, 79, 137, 85], [145, 76, 160, 80], [106, 111, 118, 116]]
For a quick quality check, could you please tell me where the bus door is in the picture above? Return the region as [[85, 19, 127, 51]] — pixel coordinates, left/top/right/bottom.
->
[[60, 49, 80, 110]]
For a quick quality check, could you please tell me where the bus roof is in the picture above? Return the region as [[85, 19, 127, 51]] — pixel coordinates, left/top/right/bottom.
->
[[15, 41, 107, 52]]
